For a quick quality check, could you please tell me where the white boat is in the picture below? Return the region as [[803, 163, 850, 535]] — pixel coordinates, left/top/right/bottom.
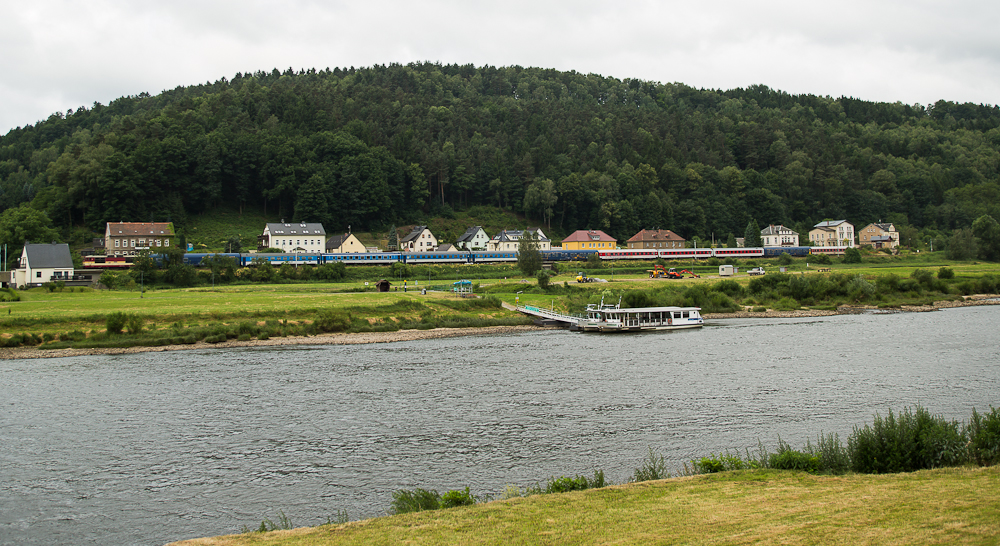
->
[[571, 297, 703, 332]]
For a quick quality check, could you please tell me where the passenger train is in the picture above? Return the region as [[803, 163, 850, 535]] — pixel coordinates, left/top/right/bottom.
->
[[82, 246, 847, 269]]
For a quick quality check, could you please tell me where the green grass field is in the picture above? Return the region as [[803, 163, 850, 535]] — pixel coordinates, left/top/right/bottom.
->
[[169, 466, 1000, 546], [2, 254, 997, 348]]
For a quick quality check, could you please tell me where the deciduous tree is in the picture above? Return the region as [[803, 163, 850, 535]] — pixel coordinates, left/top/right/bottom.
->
[[517, 230, 542, 277]]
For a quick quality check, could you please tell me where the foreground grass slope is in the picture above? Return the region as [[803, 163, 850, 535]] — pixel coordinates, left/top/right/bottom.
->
[[171, 466, 999, 546]]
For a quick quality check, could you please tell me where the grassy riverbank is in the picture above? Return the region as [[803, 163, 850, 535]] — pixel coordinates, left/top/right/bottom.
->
[[169, 466, 1000, 545], [1, 256, 998, 354]]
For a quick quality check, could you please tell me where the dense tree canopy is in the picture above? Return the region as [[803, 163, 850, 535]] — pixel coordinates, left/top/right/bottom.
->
[[1, 63, 999, 249]]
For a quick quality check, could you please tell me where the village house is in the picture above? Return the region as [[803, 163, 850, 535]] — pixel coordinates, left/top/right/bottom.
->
[[11, 243, 74, 288], [400, 226, 437, 252], [105, 222, 176, 257], [809, 220, 855, 247], [258, 221, 327, 253], [626, 229, 686, 249], [761, 224, 799, 247], [455, 226, 490, 251], [561, 230, 617, 250], [325, 233, 366, 253], [487, 228, 551, 252], [858, 222, 899, 249]]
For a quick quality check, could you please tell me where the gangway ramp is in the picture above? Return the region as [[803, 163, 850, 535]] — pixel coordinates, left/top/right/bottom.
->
[[516, 304, 580, 327]]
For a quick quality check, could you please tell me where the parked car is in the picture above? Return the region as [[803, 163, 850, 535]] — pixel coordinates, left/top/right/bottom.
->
[[748, 267, 766, 276]]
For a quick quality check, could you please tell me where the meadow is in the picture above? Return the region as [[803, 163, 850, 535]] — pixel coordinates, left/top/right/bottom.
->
[[2, 252, 998, 351]]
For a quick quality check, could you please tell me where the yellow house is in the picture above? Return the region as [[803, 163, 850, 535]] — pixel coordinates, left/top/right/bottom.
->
[[326, 233, 366, 253], [562, 230, 617, 250]]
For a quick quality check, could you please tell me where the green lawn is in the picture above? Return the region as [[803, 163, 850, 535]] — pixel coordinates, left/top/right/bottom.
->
[[168, 466, 1000, 546]]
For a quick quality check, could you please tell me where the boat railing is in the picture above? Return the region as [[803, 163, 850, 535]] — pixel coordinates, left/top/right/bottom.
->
[[517, 304, 586, 323]]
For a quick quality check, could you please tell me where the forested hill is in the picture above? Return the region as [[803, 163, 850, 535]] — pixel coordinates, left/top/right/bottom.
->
[[2, 62, 999, 246]]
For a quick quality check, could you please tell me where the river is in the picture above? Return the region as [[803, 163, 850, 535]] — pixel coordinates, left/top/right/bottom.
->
[[1, 306, 998, 545]]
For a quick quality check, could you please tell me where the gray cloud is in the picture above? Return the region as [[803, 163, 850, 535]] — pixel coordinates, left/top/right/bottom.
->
[[2, 0, 998, 134]]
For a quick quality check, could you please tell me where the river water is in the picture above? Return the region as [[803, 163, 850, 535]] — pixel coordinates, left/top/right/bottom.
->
[[1, 306, 998, 545]]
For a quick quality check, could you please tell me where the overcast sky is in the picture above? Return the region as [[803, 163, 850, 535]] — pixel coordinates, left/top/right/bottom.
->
[[3, 0, 999, 135]]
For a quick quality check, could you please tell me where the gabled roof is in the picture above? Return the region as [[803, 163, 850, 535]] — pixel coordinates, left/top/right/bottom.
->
[[627, 229, 685, 242], [813, 220, 850, 228], [457, 226, 486, 243], [400, 225, 430, 243], [325, 233, 359, 250], [106, 222, 175, 236], [873, 222, 896, 231], [23, 243, 73, 269], [760, 224, 798, 236], [265, 222, 326, 236], [563, 230, 616, 243], [492, 228, 549, 242]]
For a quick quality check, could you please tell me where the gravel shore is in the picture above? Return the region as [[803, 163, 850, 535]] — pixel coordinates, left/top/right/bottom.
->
[[703, 294, 999, 319], [2, 295, 996, 360]]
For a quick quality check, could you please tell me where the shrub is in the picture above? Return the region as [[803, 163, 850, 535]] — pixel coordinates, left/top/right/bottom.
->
[[975, 275, 999, 294], [630, 447, 669, 482], [711, 280, 744, 298], [106, 312, 127, 334], [848, 406, 968, 474], [314, 310, 351, 333], [806, 433, 851, 474], [937, 267, 954, 280], [778, 253, 793, 265], [125, 314, 144, 335], [968, 406, 1000, 466], [847, 274, 875, 301], [536, 269, 551, 290], [541, 470, 606, 493], [842, 247, 862, 263], [812, 253, 832, 265], [236, 321, 258, 337], [910, 269, 934, 289], [0, 287, 20, 302], [695, 451, 748, 473], [769, 450, 820, 472], [440, 487, 476, 508], [875, 273, 901, 293], [390, 488, 440, 514], [773, 297, 800, 311]]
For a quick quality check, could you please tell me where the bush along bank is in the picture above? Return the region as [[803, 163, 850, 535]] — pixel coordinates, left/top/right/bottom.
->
[[349, 404, 1000, 524], [5, 296, 530, 350]]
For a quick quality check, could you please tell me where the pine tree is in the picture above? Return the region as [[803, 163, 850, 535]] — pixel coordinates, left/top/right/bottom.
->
[[744, 220, 762, 248], [387, 226, 398, 251]]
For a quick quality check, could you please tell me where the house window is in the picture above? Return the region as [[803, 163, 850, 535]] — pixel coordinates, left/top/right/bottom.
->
[[131, 240, 135, 247], [36, 272, 42, 278], [164, 240, 169, 247], [115, 240, 120, 248]]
